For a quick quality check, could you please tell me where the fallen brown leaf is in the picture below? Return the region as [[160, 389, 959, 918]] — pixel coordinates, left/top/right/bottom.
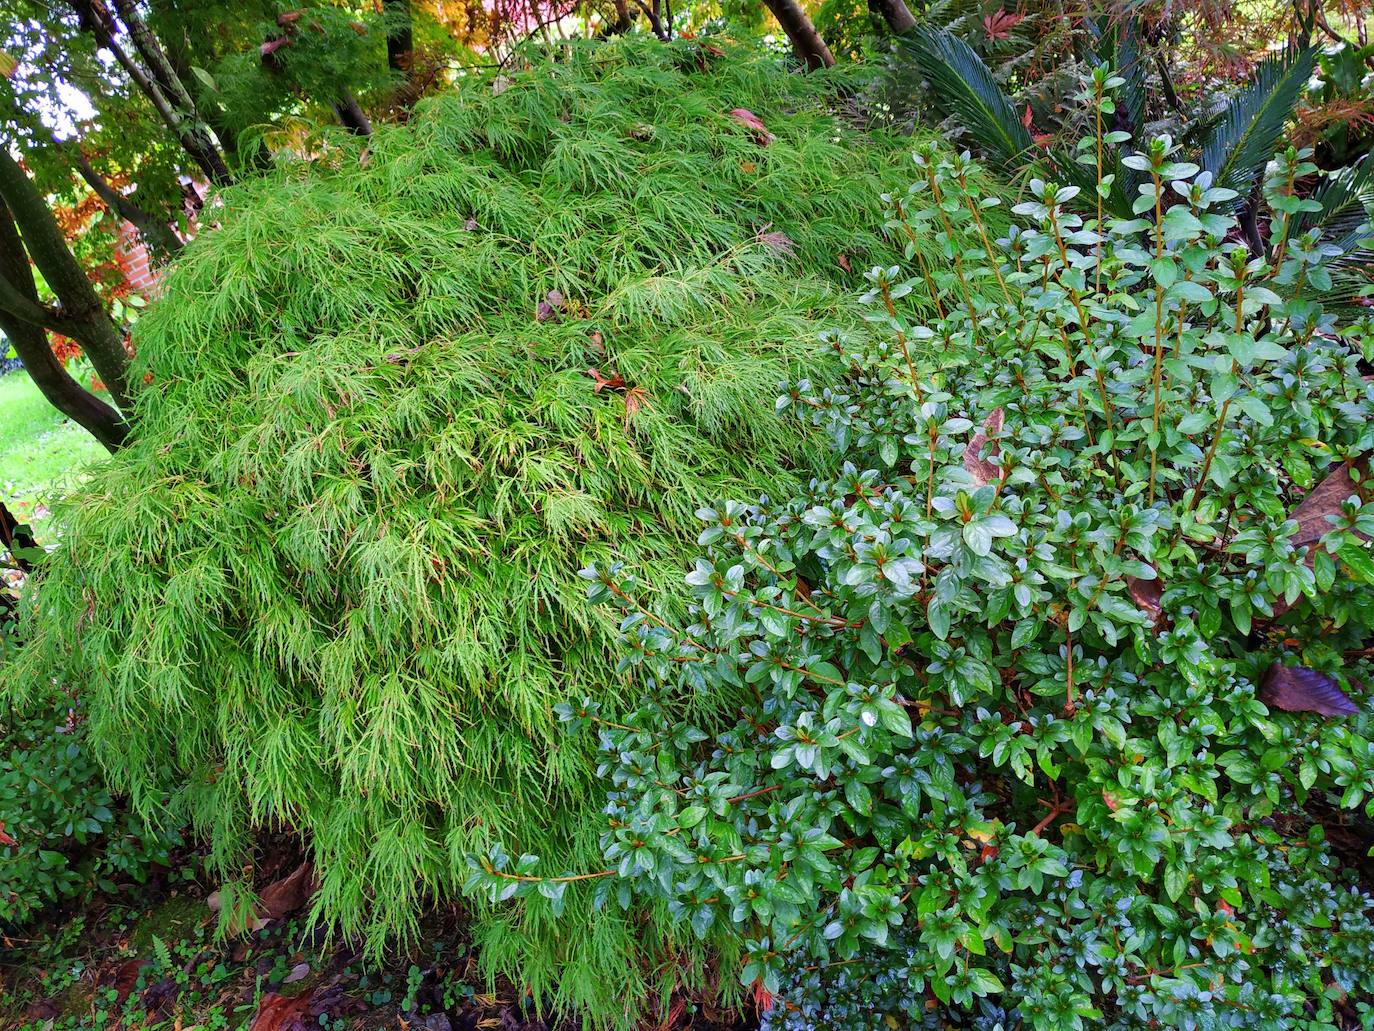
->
[[965, 408, 1005, 486]]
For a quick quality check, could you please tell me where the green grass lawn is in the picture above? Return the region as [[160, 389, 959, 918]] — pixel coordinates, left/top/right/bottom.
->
[[0, 370, 107, 532]]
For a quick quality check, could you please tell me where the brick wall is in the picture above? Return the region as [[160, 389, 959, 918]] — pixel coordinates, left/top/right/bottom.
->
[[115, 220, 161, 294]]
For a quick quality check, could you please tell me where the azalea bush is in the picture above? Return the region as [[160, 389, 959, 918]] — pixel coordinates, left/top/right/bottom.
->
[[0, 693, 177, 925], [468, 125, 1374, 1028]]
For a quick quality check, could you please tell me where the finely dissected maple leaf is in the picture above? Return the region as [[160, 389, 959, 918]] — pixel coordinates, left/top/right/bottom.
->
[[586, 367, 626, 392], [983, 9, 1024, 40], [622, 385, 650, 429]]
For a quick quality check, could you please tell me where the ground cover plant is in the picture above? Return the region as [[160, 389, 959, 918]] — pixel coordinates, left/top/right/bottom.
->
[[469, 115, 1374, 1026], [0, 693, 176, 927], [1, 34, 958, 1026]]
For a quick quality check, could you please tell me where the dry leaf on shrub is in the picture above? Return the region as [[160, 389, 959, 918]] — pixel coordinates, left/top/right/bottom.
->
[[1258, 662, 1360, 717], [964, 408, 1004, 486]]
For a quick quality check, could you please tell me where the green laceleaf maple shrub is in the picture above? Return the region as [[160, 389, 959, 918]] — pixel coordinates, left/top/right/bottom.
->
[[3, 36, 951, 1025], [469, 119, 1374, 1026]]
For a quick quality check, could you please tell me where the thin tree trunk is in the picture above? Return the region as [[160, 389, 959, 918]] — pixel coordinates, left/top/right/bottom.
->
[[70, 0, 232, 185], [869, 0, 915, 34], [632, 0, 669, 40], [333, 92, 373, 136], [1, 500, 42, 571], [761, 0, 835, 69], [0, 205, 128, 451], [384, 0, 414, 75], [68, 147, 183, 261], [607, 0, 634, 32], [0, 151, 132, 411], [0, 312, 129, 452], [110, 0, 233, 182]]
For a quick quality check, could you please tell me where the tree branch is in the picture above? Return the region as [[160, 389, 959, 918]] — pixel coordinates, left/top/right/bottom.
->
[[759, 0, 835, 70], [632, 0, 668, 40], [332, 90, 373, 136], [0, 148, 131, 410], [0, 201, 128, 451], [70, 0, 231, 185], [67, 146, 183, 261], [109, 0, 231, 182]]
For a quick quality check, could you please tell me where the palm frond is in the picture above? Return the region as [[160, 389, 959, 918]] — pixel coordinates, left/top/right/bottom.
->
[[1200, 46, 1318, 198], [1293, 156, 1374, 261], [898, 25, 1033, 168]]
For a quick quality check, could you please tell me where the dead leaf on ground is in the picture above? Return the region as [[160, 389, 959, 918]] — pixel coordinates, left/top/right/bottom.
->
[[98, 959, 151, 1005], [249, 993, 312, 1031], [209, 861, 317, 933]]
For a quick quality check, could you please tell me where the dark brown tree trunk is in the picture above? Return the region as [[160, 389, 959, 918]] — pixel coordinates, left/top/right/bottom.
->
[[0, 151, 132, 412], [68, 146, 183, 261], [1, 500, 41, 571], [0, 312, 129, 452], [868, 0, 915, 34], [384, 0, 414, 75], [0, 204, 129, 452], [608, 0, 634, 33], [70, 0, 232, 185], [761, 0, 835, 69], [632, 0, 669, 41], [333, 92, 374, 136]]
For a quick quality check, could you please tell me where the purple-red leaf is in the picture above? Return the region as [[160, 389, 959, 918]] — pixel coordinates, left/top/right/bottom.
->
[[964, 408, 1004, 486], [260, 36, 292, 58], [536, 289, 565, 323], [755, 227, 794, 257], [1127, 573, 1163, 623], [728, 108, 774, 145], [1258, 662, 1360, 717]]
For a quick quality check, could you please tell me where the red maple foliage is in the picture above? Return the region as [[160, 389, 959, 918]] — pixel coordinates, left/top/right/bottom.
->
[[983, 9, 1025, 40]]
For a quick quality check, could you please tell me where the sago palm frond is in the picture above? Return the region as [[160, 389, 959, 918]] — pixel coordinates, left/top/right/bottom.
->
[[1200, 46, 1318, 198], [1294, 155, 1374, 262], [899, 25, 1034, 168]]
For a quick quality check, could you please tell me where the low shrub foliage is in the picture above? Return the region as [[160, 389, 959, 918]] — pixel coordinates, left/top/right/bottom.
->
[[470, 113, 1374, 1026], [0, 693, 176, 925]]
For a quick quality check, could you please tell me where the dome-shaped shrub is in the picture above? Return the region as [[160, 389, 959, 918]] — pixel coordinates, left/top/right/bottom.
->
[[7, 36, 935, 1021]]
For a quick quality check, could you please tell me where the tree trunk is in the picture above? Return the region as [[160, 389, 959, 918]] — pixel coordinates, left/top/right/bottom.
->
[[761, 0, 835, 69], [70, 0, 233, 185], [0, 312, 129, 452], [632, 0, 669, 41], [0, 205, 128, 451], [68, 146, 183, 262], [333, 92, 374, 136], [608, 0, 634, 33], [868, 0, 916, 34], [1, 500, 41, 571], [0, 151, 132, 411], [384, 0, 414, 75]]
